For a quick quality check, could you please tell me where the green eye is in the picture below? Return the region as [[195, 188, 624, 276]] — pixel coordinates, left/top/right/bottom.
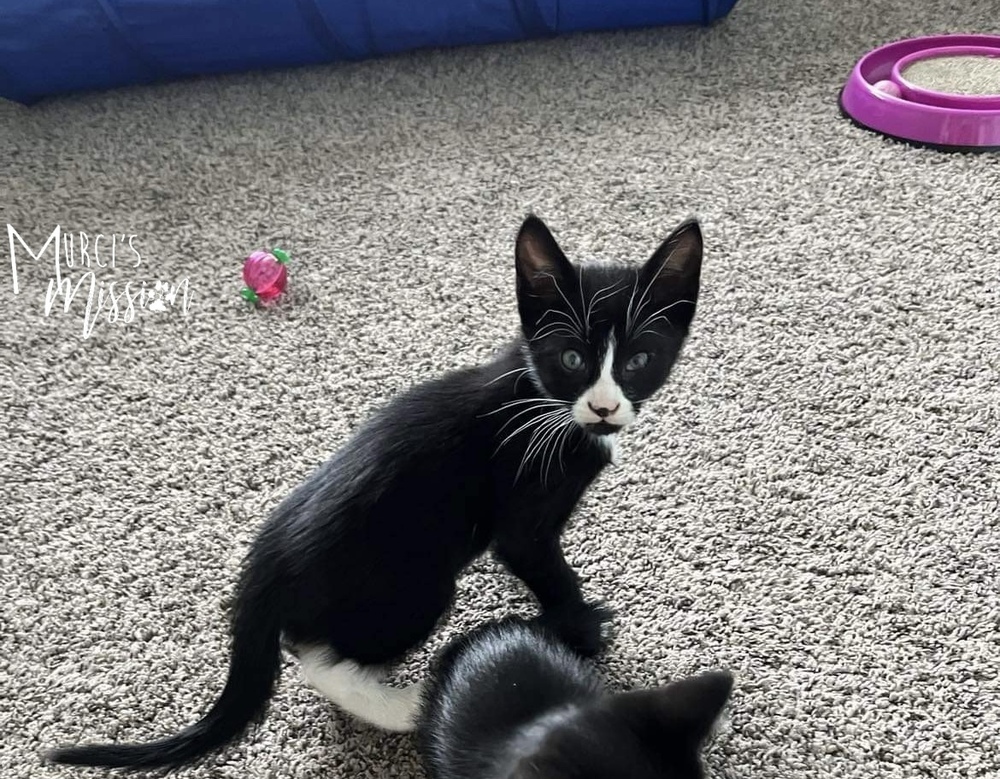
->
[[625, 352, 650, 371], [561, 349, 585, 371]]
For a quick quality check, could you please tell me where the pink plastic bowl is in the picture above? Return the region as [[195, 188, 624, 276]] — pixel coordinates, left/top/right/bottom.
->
[[840, 34, 1000, 151]]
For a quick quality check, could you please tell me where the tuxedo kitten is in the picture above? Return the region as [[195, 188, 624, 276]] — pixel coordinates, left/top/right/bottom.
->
[[48, 215, 704, 770], [418, 614, 733, 779]]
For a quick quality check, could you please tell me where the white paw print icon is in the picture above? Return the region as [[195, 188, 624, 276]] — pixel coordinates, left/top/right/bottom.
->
[[148, 281, 168, 312]]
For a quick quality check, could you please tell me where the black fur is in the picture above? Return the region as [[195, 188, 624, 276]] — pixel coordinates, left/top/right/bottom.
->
[[417, 616, 733, 779], [47, 215, 703, 769]]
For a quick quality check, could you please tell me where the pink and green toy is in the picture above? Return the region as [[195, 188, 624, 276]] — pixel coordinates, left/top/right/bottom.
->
[[241, 249, 289, 306]]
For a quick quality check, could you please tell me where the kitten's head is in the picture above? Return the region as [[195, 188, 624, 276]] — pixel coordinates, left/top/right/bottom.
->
[[509, 671, 733, 779], [515, 215, 702, 436]]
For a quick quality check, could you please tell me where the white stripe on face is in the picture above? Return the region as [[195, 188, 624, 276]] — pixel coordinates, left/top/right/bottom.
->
[[572, 334, 636, 429]]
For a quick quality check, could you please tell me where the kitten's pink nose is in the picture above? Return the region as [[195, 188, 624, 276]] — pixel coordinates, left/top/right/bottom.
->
[[588, 402, 620, 419]]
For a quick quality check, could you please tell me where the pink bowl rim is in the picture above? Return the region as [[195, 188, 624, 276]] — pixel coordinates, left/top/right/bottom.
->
[[892, 44, 1000, 109], [841, 33, 1000, 150], [852, 34, 1000, 117]]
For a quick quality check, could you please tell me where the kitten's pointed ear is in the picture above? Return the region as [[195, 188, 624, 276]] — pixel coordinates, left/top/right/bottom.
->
[[611, 671, 733, 746], [637, 219, 703, 328], [515, 215, 575, 298], [645, 218, 703, 284]]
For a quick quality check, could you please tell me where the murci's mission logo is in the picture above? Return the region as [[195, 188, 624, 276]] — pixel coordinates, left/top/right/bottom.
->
[[6, 225, 193, 339]]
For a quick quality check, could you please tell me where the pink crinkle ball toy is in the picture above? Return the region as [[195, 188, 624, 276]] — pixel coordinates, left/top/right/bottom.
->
[[240, 248, 289, 306]]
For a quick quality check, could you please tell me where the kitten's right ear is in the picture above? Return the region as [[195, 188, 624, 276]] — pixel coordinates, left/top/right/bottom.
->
[[515, 215, 575, 298], [610, 671, 734, 746], [644, 218, 703, 286]]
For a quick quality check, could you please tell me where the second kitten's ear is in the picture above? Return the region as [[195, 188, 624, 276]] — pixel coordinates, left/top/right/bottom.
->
[[636, 219, 703, 327], [515, 215, 575, 299], [609, 670, 734, 746], [644, 218, 703, 284]]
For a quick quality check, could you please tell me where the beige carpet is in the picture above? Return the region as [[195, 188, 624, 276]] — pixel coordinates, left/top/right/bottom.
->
[[2, 1, 998, 777]]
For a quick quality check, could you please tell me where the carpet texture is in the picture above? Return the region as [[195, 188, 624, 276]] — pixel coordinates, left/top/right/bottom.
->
[[2, 1, 998, 777]]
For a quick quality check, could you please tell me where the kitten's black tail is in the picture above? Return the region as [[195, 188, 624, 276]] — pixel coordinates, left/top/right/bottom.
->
[[46, 554, 284, 770]]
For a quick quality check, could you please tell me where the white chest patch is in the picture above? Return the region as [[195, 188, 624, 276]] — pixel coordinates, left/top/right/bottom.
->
[[599, 433, 621, 465]]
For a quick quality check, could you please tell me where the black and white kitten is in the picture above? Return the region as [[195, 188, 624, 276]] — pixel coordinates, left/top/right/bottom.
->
[[48, 215, 703, 769], [418, 613, 733, 779]]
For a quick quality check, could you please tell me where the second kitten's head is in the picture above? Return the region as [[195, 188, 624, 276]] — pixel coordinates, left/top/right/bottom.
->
[[515, 215, 703, 436], [508, 671, 733, 779]]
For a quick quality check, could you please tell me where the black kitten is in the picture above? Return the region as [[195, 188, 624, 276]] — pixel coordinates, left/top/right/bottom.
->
[[48, 215, 703, 769], [418, 613, 733, 779]]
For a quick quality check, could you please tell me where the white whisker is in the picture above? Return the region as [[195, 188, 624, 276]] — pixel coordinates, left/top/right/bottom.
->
[[530, 323, 580, 342], [484, 367, 530, 387], [584, 280, 625, 334], [627, 255, 678, 338], [537, 307, 580, 329], [538, 272, 585, 336], [629, 299, 696, 338], [523, 410, 568, 465], [478, 397, 567, 418], [517, 409, 574, 484], [624, 275, 641, 336], [541, 411, 576, 486], [495, 408, 569, 455], [516, 419, 554, 483], [555, 418, 576, 475], [496, 402, 567, 436]]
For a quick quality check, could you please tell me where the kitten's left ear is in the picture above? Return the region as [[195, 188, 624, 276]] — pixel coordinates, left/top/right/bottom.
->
[[637, 219, 703, 328], [610, 670, 733, 746], [515, 215, 575, 299]]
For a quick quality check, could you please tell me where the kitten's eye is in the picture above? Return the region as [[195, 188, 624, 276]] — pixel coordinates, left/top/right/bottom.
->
[[561, 349, 585, 371], [625, 352, 650, 371]]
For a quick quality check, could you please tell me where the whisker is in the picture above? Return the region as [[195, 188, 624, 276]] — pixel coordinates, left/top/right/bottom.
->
[[517, 419, 552, 483], [624, 275, 641, 336], [537, 307, 580, 329], [495, 408, 569, 455], [478, 397, 567, 418], [495, 405, 550, 435], [524, 411, 568, 467], [538, 272, 585, 336], [627, 258, 678, 338], [555, 419, 575, 476], [495, 402, 568, 436], [630, 299, 697, 338], [530, 323, 580, 342], [484, 366, 530, 387], [545, 411, 575, 480], [584, 281, 625, 335], [517, 410, 572, 484], [496, 398, 569, 412], [635, 299, 696, 321], [535, 425, 562, 487], [505, 414, 568, 475], [541, 411, 576, 486]]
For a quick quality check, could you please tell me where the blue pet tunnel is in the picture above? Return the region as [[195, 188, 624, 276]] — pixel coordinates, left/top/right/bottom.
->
[[0, 1, 740, 104]]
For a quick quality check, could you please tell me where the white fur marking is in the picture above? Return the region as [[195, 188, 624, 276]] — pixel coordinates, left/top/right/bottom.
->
[[298, 648, 423, 732], [572, 335, 635, 429], [600, 433, 622, 465]]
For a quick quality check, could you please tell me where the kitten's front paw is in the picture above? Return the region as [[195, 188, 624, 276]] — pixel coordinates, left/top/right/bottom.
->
[[538, 600, 616, 658]]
